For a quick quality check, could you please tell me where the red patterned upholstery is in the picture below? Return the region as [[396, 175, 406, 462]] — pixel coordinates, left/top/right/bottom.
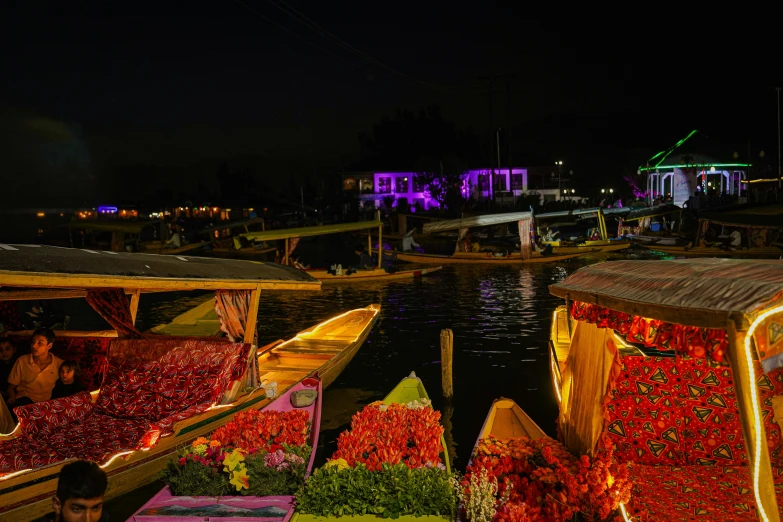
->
[[0, 339, 250, 474], [15, 392, 94, 436], [623, 463, 770, 521]]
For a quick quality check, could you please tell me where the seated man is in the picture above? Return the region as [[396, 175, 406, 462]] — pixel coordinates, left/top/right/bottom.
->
[[33, 459, 109, 522], [7, 327, 63, 417], [401, 229, 420, 252], [354, 245, 374, 269]]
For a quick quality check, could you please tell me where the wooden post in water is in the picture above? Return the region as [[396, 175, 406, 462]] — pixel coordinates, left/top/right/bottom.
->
[[440, 329, 453, 399]]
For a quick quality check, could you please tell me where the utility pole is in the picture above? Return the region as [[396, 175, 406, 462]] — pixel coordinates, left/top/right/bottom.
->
[[496, 127, 502, 187], [505, 75, 514, 192]]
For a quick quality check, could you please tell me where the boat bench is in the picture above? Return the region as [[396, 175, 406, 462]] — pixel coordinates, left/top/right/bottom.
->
[[0, 338, 250, 474], [604, 355, 783, 520]]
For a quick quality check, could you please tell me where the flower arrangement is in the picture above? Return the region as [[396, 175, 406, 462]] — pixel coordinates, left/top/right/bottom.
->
[[330, 399, 445, 470], [456, 436, 631, 522], [296, 398, 456, 518], [163, 409, 312, 497]]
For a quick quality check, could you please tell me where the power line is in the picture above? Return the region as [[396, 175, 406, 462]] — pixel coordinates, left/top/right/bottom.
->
[[259, 0, 441, 90], [231, 0, 357, 66]]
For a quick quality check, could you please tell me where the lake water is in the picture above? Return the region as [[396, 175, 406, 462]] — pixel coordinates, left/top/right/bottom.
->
[[108, 248, 667, 517]]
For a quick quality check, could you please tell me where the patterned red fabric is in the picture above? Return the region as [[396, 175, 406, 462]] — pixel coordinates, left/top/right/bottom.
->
[[571, 301, 729, 362], [85, 289, 141, 338], [0, 338, 250, 474], [605, 355, 783, 468], [624, 463, 768, 521], [96, 338, 250, 428], [15, 392, 94, 436], [0, 301, 23, 331]]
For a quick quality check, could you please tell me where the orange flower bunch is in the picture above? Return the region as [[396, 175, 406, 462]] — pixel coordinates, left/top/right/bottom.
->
[[212, 408, 310, 452], [464, 436, 631, 522], [331, 402, 444, 471]]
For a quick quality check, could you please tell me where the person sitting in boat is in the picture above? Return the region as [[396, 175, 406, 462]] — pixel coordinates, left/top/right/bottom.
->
[[32, 459, 109, 522], [354, 244, 374, 269], [401, 229, 420, 252], [165, 225, 182, 249], [292, 256, 310, 270], [588, 228, 601, 241], [0, 337, 18, 402], [544, 227, 559, 241], [6, 327, 62, 415], [50, 360, 86, 400]]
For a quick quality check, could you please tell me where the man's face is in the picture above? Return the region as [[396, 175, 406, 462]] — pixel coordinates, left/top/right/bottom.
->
[[0, 342, 14, 361], [30, 335, 52, 358], [54, 496, 104, 522]]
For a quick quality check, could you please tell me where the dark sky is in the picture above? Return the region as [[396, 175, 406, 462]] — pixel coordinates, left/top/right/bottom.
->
[[1, 2, 781, 204]]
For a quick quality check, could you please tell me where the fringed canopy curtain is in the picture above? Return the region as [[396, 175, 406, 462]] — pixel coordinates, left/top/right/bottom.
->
[[455, 227, 469, 254], [517, 218, 532, 260], [0, 302, 24, 332], [214, 289, 259, 399], [558, 320, 621, 456], [85, 289, 141, 338]]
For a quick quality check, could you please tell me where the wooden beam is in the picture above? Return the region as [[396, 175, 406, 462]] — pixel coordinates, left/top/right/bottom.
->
[[284, 238, 289, 266], [244, 285, 261, 344], [129, 289, 141, 324], [727, 321, 780, 521], [8, 329, 118, 338], [376, 210, 382, 269], [0, 272, 320, 292]]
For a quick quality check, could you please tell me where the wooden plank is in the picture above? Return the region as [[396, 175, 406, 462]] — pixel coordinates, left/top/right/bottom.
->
[[7, 329, 117, 338], [274, 348, 343, 355], [0, 272, 320, 292], [129, 289, 141, 324], [244, 285, 261, 344]]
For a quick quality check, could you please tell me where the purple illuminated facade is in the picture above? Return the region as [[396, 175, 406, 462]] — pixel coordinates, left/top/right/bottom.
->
[[343, 168, 554, 210]]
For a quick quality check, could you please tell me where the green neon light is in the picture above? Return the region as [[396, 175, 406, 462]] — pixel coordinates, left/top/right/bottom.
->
[[646, 129, 699, 168], [639, 163, 751, 172]]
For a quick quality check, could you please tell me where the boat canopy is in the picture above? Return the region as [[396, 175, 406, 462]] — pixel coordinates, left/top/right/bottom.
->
[[549, 258, 783, 329], [422, 212, 533, 234], [67, 220, 164, 234], [0, 244, 320, 293], [198, 217, 265, 235], [535, 207, 630, 221], [241, 220, 382, 242], [699, 209, 783, 228], [623, 203, 682, 222]]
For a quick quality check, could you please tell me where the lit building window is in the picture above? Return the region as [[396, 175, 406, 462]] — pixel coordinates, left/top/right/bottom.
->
[[378, 177, 391, 194], [395, 176, 409, 193]]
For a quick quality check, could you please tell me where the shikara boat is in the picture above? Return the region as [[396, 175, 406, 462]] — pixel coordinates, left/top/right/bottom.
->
[[548, 258, 783, 520], [198, 217, 275, 259], [293, 373, 453, 521], [639, 205, 783, 258], [535, 207, 632, 254], [305, 265, 443, 284], [240, 215, 443, 283], [0, 244, 379, 521], [130, 378, 323, 522], [67, 219, 207, 255]]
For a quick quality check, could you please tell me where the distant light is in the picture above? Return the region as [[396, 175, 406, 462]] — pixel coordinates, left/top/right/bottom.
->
[[707, 182, 712, 187], [710, 166, 716, 173], [36, 212, 45, 218], [97, 206, 117, 213], [563, 190, 568, 194], [213, 207, 219, 212], [571, 189, 575, 193], [609, 189, 614, 193], [601, 189, 606, 193]]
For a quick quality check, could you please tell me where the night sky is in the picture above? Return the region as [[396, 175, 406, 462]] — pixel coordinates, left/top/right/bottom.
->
[[1, 2, 781, 207]]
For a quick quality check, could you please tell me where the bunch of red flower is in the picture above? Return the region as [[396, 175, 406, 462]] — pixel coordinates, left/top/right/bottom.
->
[[464, 436, 631, 522], [212, 409, 310, 452], [331, 402, 443, 471]]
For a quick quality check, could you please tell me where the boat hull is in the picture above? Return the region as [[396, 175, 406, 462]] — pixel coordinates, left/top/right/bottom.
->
[[386, 249, 596, 264], [292, 374, 453, 522], [306, 266, 442, 283], [0, 306, 379, 521], [550, 241, 631, 255]]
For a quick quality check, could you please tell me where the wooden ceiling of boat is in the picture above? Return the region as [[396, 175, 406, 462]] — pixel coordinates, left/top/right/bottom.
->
[[550, 258, 783, 329]]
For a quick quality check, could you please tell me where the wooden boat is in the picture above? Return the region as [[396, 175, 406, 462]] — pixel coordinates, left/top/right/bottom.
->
[[388, 249, 595, 264], [198, 217, 275, 259], [548, 258, 783, 520], [0, 245, 380, 521], [535, 207, 632, 254], [129, 378, 323, 521], [292, 372, 452, 521], [639, 205, 783, 258], [305, 265, 443, 284], [381, 211, 599, 264], [472, 397, 546, 445], [67, 219, 207, 255]]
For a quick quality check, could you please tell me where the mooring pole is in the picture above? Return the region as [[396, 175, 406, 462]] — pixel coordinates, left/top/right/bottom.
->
[[440, 328, 454, 399]]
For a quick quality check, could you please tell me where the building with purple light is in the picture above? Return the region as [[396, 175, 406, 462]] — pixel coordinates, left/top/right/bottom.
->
[[343, 167, 566, 210]]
